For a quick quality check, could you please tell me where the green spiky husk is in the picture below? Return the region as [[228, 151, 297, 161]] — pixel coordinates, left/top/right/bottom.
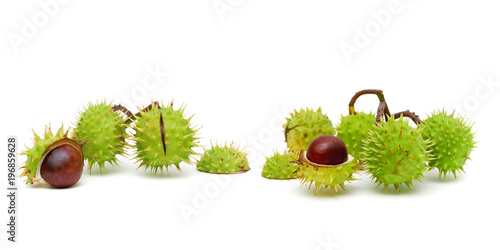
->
[[361, 116, 431, 191], [20, 125, 73, 184], [197, 143, 249, 174], [261, 151, 301, 179], [132, 101, 199, 173], [283, 108, 335, 154], [75, 101, 128, 173], [336, 112, 375, 159], [299, 159, 359, 195], [421, 110, 476, 179]]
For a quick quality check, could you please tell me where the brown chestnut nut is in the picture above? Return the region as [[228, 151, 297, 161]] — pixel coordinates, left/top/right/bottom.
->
[[306, 135, 348, 165], [39, 138, 84, 188]]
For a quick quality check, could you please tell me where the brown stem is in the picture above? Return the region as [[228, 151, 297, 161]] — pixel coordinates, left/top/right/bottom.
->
[[393, 110, 422, 125], [129, 101, 162, 124], [112, 104, 134, 119], [348, 89, 390, 116], [376, 101, 390, 123], [141, 101, 161, 113]]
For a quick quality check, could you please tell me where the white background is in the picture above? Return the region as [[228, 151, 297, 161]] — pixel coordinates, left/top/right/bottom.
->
[[1, 1, 500, 249]]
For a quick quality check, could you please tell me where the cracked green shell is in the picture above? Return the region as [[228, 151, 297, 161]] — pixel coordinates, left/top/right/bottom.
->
[[421, 110, 476, 179], [20, 125, 74, 184], [299, 158, 359, 195], [197, 143, 249, 174], [336, 112, 375, 159], [74, 101, 128, 173], [283, 108, 335, 154], [132, 101, 200, 173], [261, 151, 301, 179], [361, 116, 431, 191]]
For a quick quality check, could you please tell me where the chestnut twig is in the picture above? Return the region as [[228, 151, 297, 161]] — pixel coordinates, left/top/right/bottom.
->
[[112, 104, 135, 125], [124, 101, 163, 124], [112, 104, 134, 119], [141, 101, 162, 113], [348, 89, 390, 118], [376, 101, 390, 123], [393, 110, 422, 125]]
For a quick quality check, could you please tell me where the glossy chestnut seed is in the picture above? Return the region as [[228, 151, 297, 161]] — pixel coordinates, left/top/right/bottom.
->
[[306, 135, 348, 165], [40, 144, 84, 188]]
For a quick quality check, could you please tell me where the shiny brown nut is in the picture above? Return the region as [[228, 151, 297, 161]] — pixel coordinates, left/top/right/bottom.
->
[[40, 140, 84, 188], [306, 135, 348, 165]]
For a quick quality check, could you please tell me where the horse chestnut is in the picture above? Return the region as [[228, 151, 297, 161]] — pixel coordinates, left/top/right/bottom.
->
[[305, 135, 348, 165], [39, 139, 84, 188]]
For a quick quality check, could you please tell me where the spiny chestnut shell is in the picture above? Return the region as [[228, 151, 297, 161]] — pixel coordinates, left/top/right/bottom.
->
[[306, 135, 348, 165], [39, 139, 84, 188]]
